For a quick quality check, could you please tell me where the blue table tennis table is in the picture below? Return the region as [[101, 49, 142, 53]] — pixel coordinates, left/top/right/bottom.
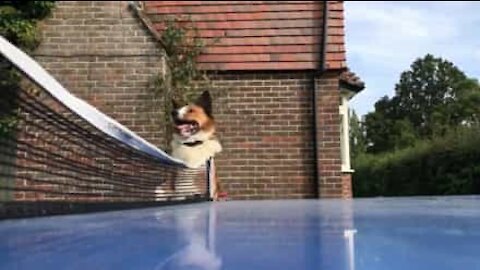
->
[[1, 196, 480, 270]]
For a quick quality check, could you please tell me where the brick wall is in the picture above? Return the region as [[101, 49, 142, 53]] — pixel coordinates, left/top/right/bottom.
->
[[141, 0, 352, 198], [10, 1, 352, 200], [315, 71, 350, 198], [34, 1, 166, 147], [207, 71, 350, 200], [208, 72, 317, 200], [341, 174, 352, 198]]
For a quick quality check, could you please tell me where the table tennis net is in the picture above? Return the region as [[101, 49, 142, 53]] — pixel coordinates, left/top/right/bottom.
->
[[0, 73, 210, 219]]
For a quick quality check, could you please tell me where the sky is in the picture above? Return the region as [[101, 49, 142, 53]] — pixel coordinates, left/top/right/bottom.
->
[[345, 1, 480, 116]]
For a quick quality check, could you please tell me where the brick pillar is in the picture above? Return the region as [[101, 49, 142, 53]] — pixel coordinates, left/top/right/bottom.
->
[[342, 173, 352, 198], [314, 71, 351, 198]]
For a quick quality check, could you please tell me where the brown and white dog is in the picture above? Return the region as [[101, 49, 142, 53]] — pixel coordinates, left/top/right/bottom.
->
[[170, 91, 223, 199]]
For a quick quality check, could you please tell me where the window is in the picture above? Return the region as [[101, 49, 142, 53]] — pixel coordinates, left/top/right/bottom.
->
[[339, 95, 353, 172]]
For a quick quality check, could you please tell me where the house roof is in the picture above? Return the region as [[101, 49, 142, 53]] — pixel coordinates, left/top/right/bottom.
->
[[339, 70, 365, 93], [141, 1, 347, 71]]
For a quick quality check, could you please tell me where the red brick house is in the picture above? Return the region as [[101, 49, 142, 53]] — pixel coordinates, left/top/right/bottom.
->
[[33, 1, 363, 200]]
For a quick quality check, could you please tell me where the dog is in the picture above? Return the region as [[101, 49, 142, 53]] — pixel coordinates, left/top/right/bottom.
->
[[170, 91, 224, 200]]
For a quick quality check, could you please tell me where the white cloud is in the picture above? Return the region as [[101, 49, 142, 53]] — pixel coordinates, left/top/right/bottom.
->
[[347, 3, 456, 40]]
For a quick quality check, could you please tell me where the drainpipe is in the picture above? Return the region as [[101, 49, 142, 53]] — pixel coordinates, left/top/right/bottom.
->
[[312, 1, 329, 198], [321, 1, 329, 73]]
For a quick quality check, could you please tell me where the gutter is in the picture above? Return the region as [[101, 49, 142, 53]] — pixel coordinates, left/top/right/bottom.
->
[[128, 1, 167, 50], [312, 1, 329, 198]]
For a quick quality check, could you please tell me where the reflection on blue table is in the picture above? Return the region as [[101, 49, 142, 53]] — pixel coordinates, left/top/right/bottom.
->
[[1, 197, 480, 270]]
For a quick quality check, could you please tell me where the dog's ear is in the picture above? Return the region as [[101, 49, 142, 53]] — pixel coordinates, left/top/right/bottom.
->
[[195, 91, 212, 117]]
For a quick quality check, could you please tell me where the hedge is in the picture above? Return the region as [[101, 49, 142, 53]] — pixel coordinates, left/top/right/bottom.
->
[[353, 127, 480, 197]]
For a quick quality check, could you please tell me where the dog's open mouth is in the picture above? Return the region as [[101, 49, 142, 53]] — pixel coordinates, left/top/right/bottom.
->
[[174, 119, 199, 137]]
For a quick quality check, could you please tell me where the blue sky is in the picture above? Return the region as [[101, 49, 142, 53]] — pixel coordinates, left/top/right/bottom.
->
[[345, 1, 480, 116]]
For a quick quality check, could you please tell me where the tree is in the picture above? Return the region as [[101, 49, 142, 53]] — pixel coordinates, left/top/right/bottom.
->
[[349, 110, 367, 158], [364, 54, 480, 153], [364, 96, 397, 153], [393, 54, 477, 137]]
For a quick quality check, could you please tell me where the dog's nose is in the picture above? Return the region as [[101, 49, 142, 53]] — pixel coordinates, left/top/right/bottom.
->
[[171, 110, 178, 118]]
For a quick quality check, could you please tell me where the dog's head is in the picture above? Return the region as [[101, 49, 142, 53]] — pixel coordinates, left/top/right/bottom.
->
[[171, 91, 215, 139]]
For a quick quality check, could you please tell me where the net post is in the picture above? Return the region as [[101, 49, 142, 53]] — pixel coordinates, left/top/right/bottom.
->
[[206, 158, 214, 200]]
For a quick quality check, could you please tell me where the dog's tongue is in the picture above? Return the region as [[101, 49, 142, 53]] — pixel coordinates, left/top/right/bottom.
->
[[177, 124, 194, 137], [177, 124, 191, 132]]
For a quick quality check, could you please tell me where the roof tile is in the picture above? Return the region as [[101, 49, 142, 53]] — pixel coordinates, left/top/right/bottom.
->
[[143, 1, 348, 71]]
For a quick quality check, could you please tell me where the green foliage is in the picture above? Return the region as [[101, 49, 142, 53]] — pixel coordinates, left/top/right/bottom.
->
[[151, 17, 209, 102], [349, 110, 367, 159], [0, 70, 21, 138], [0, 1, 55, 51], [353, 54, 480, 197], [363, 54, 480, 153], [0, 1, 55, 137], [0, 114, 18, 137], [353, 127, 480, 197]]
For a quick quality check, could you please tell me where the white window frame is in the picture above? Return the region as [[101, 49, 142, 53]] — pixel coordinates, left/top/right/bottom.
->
[[339, 91, 354, 173]]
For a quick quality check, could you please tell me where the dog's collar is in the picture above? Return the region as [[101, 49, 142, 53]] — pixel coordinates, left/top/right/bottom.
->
[[183, 141, 204, 147]]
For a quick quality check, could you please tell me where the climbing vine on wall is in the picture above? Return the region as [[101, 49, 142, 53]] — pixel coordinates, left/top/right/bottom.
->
[[0, 1, 56, 137], [152, 17, 208, 101], [0, 1, 55, 51], [149, 16, 215, 150]]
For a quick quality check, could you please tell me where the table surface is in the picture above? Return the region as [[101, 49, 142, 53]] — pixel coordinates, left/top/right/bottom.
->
[[1, 196, 480, 270]]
